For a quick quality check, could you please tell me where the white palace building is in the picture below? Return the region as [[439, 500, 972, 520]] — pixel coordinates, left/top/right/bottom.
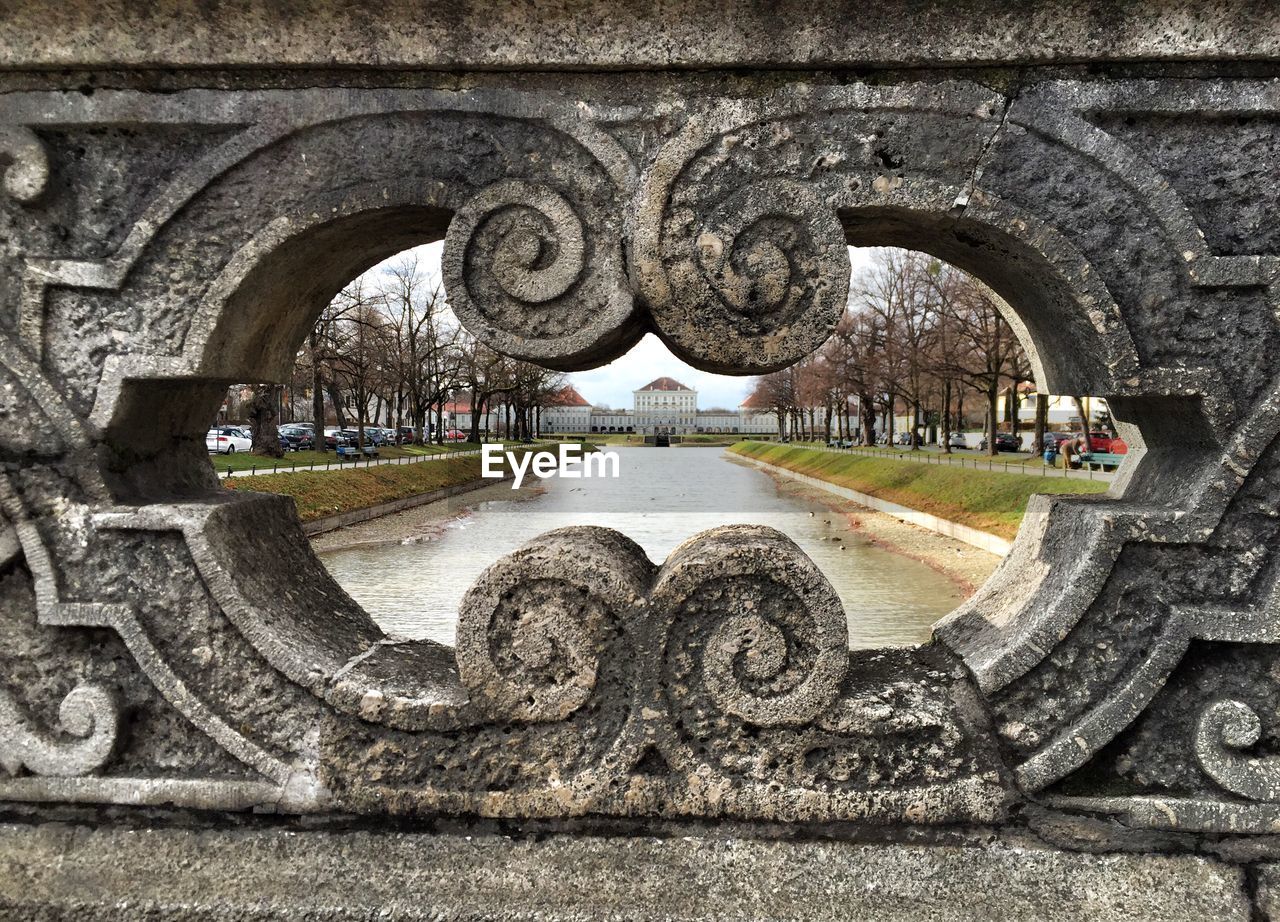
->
[[448, 377, 780, 436]]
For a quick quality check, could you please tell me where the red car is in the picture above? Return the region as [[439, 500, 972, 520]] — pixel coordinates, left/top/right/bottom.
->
[[1087, 431, 1128, 454]]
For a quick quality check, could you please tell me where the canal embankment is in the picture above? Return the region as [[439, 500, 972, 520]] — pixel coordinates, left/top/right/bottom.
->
[[313, 445, 972, 648], [727, 441, 1110, 545], [759, 476, 1002, 596], [223, 444, 557, 532]]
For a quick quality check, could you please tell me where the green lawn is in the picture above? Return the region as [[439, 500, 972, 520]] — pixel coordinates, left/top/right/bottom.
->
[[784, 439, 1046, 466], [207, 441, 485, 475], [728, 442, 1109, 540], [674, 434, 743, 446], [222, 445, 549, 521], [545, 433, 642, 446]]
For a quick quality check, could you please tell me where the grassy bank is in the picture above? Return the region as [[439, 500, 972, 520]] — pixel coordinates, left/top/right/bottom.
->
[[784, 440, 1046, 467], [208, 442, 479, 475], [728, 442, 1109, 540], [674, 434, 743, 446], [223, 445, 559, 522]]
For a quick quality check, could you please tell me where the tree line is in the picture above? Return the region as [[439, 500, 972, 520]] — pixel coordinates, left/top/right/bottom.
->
[[240, 247, 1093, 458], [746, 249, 1094, 457], [244, 255, 566, 456]]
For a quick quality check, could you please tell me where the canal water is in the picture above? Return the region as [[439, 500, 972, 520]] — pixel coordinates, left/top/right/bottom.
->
[[316, 447, 968, 649]]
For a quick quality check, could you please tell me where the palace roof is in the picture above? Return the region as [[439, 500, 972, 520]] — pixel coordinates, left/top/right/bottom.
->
[[547, 385, 592, 407], [637, 376, 693, 392]]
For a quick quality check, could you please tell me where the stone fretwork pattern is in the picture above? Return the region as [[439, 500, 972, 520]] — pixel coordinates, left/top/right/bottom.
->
[[5, 1, 1280, 915]]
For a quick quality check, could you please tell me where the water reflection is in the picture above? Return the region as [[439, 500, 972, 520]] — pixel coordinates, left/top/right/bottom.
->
[[317, 447, 967, 649]]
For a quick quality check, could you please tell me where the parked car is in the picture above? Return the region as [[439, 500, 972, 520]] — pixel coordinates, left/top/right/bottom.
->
[[945, 432, 968, 450], [206, 426, 251, 454], [1085, 430, 1128, 454], [338, 427, 384, 447], [339, 427, 382, 446], [978, 432, 1023, 453], [279, 424, 314, 450], [445, 429, 467, 442], [396, 426, 418, 444], [237, 427, 292, 452], [323, 427, 352, 450]]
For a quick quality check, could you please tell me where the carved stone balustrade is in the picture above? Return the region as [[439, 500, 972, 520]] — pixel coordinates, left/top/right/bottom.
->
[[3, 2, 1280, 917]]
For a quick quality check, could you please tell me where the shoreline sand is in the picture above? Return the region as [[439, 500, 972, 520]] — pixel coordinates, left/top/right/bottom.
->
[[758, 472, 1001, 595]]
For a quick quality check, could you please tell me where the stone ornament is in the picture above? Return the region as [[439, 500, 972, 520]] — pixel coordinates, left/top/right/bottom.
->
[[456, 527, 653, 723], [650, 525, 849, 727], [0, 76, 1278, 840], [0, 125, 48, 203], [318, 524, 1004, 823], [1195, 700, 1280, 803], [636, 172, 850, 373], [0, 684, 119, 777], [443, 178, 643, 369]]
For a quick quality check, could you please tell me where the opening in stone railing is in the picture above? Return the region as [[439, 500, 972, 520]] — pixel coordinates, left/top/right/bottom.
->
[[8, 67, 1273, 854], [209, 241, 1121, 655]]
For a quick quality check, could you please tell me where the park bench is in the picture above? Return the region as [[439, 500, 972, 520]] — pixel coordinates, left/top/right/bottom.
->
[[1081, 451, 1126, 472], [336, 444, 379, 459]]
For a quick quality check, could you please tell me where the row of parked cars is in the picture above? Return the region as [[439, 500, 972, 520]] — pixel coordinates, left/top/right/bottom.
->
[[320, 425, 466, 448], [207, 424, 314, 454], [206, 422, 472, 455]]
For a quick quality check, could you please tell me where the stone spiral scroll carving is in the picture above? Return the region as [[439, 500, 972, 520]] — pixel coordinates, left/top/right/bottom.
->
[[652, 525, 850, 728], [634, 162, 851, 374], [452, 181, 585, 304], [0, 125, 49, 203], [0, 683, 120, 777], [456, 526, 654, 722], [456, 524, 849, 730], [443, 179, 641, 369], [1194, 700, 1280, 802]]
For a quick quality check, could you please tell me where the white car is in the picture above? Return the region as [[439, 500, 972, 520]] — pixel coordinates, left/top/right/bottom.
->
[[207, 427, 252, 454]]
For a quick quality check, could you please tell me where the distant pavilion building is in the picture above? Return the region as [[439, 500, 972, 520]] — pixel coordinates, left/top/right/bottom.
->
[[446, 377, 780, 436], [633, 377, 697, 434], [539, 385, 593, 433], [737, 391, 782, 434]]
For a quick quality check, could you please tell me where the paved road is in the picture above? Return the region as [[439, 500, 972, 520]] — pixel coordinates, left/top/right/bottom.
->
[[792, 443, 1118, 482]]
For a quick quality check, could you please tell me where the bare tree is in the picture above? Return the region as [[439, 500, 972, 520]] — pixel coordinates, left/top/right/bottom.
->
[[1032, 393, 1049, 455]]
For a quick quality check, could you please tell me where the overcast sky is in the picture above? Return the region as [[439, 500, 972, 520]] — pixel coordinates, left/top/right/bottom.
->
[[368, 242, 879, 410]]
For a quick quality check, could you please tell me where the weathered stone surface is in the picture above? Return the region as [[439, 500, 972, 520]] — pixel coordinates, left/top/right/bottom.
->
[[1255, 862, 1280, 919], [0, 822, 1253, 921], [3, 7, 1280, 918], [2, 1, 1278, 70], [2, 63, 1280, 830], [317, 525, 1007, 823], [0, 62, 1276, 833]]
